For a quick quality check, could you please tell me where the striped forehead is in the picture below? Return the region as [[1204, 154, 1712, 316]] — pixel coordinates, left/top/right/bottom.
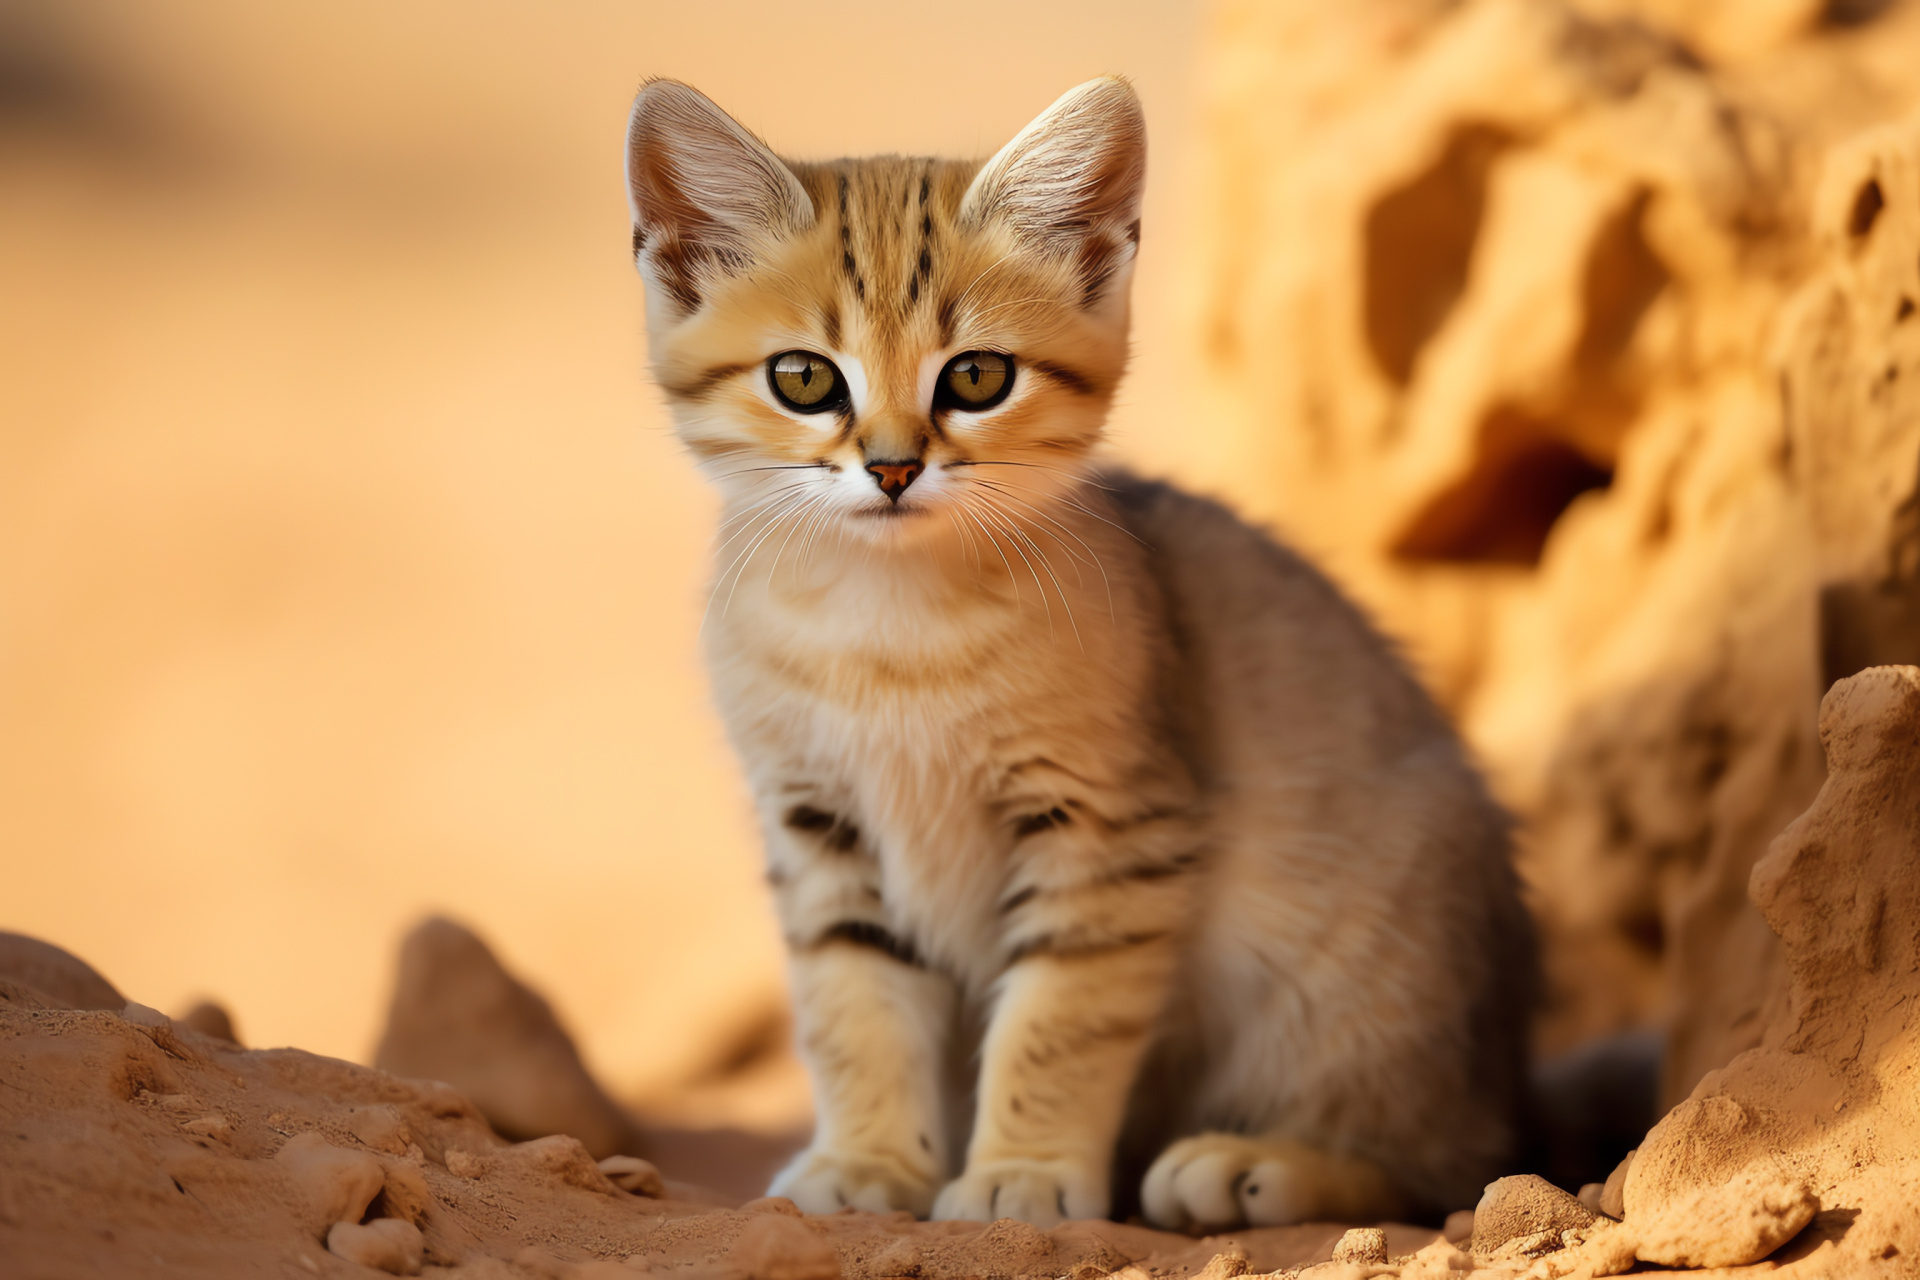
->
[[796, 157, 984, 339]]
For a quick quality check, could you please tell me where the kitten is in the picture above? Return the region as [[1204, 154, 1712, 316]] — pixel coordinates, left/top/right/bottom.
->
[[624, 77, 1533, 1230]]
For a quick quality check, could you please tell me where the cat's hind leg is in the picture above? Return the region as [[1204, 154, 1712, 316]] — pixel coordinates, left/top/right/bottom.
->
[[1140, 1132, 1403, 1231]]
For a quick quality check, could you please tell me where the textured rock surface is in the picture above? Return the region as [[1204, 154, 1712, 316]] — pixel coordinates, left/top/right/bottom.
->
[[1194, 0, 1920, 1107], [0, 937, 1436, 1279], [372, 916, 647, 1161], [1613, 666, 1920, 1271]]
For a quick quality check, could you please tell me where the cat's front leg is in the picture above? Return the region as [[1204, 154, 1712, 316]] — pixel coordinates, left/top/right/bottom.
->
[[771, 942, 956, 1214], [759, 796, 955, 1215], [933, 935, 1179, 1226]]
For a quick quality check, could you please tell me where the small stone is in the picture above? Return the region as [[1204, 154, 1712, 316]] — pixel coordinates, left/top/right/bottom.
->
[[727, 1214, 842, 1280], [598, 1154, 664, 1197], [1598, 1149, 1632, 1221], [175, 1000, 240, 1045], [1331, 1228, 1388, 1264], [182, 1114, 231, 1141], [347, 1105, 411, 1155], [1195, 1244, 1249, 1280], [1470, 1174, 1595, 1255], [445, 1148, 489, 1179], [1629, 1171, 1818, 1269], [274, 1132, 386, 1232], [741, 1195, 805, 1216], [508, 1134, 618, 1193], [327, 1219, 425, 1275]]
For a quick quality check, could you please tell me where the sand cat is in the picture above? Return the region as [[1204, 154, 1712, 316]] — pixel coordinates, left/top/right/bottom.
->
[[623, 76, 1533, 1230]]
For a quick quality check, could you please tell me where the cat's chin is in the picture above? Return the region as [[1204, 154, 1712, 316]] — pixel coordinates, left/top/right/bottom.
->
[[841, 502, 940, 543]]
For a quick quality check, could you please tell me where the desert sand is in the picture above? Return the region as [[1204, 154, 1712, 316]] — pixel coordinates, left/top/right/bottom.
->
[[4, 664, 1917, 1277]]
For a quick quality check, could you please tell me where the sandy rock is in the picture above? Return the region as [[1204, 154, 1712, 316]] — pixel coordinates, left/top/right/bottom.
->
[[1596, 1149, 1630, 1221], [727, 1214, 842, 1280], [1330, 1228, 1387, 1265], [274, 1132, 386, 1234], [1195, 1245, 1250, 1279], [327, 1218, 426, 1275], [1616, 666, 1920, 1269], [1628, 1168, 1818, 1269], [0, 933, 126, 1011], [504, 1133, 621, 1194], [445, 1148, 491, 1179], [348, 1104, 413, 1155], [183, 1114, 233, 1142], [1395, 1237, 1475, 1278], [373, 917, 646, 1160], [1197, 0, 1920, 1136], [597, 1155, 665, 1197], [175, 1001, 241, 1045], [1469, 1175, 1592, 1255]]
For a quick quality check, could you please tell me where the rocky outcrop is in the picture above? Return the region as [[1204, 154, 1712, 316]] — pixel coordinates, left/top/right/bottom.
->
[[1194, 0, 1920, 1105]]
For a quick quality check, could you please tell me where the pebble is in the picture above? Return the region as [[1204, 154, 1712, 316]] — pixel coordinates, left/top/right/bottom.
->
[[1469, 1174, 1595, 1255], [597, 1155, 664, 1197], [327, 1218, 425, 1275], [274, 1132, 385, 1231], [1331, 1228, 1387, 1264], [726, 1214, 842, 1280]]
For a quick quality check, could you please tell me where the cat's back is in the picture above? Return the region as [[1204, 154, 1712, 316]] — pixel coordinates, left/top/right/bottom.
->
[[1103, 471, 1462, 785]]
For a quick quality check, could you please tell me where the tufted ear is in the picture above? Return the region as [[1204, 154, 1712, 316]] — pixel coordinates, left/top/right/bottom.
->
[[960, 77, 1145, 304], [625, 79, 814, 314]]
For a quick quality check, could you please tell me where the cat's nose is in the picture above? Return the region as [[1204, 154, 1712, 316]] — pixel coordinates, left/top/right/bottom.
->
[[865, 460, 923, 503]]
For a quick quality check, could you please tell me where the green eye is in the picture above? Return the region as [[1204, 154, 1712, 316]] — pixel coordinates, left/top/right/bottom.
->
[[938, 352, 1013, 410], [768, 351, 846, 413]]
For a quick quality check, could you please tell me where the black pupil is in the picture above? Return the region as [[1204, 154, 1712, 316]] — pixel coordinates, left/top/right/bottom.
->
[[799, 364, 814, 386], [965, 362, 981, 385]]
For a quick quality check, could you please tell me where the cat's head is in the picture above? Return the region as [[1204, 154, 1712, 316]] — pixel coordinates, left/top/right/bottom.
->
[[625, 78, 1144, 546]]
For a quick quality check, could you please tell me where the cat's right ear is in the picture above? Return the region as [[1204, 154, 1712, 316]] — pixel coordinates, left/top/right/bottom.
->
[[625, 80, 814, 315]]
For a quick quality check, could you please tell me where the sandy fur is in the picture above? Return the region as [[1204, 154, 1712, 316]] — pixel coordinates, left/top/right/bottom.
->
[[625, 76, 1533, 1228]]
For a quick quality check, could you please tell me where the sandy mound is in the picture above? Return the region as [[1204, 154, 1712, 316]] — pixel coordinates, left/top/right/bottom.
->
[[0, 947, 1433, 1277], [5, 667, 1918, 1276]]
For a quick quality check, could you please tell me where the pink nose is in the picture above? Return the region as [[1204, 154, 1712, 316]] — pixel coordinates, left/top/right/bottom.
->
[[865, 460, 923, 502]]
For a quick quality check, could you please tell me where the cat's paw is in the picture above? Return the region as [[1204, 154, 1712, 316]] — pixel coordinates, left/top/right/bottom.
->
[[931, 1157, 1107, 1227], [767, 1146, 938, 1217], [1140, 1133, 1316, 1231]]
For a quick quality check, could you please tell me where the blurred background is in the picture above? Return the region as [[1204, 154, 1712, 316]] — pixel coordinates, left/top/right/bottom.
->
[[6, 0, 1920, 1188]]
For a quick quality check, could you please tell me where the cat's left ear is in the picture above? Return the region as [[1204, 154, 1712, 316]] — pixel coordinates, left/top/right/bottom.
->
[[626, 79, 815, 315], [961, 77, 1146, 308]]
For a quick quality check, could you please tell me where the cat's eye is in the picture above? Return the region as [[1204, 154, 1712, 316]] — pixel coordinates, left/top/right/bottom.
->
[[768, 351, 847, 414], [937, 352, 1014, 411]]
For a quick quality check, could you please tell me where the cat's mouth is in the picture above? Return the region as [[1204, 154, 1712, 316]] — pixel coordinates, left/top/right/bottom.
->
[[852, 502, 931, 520]]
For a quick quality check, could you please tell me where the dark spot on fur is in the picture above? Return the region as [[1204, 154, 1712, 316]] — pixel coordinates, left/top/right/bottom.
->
[[785, 805, 836, 833], [784, 805, 861, 853], [1014, 807, 1071, 838], [1898, 296, 1915, 322], [631, 225, 646, 257], [819, 920, 920, 967], [1031, 361, 1095, 396], [998, 885, 1040, 915], [1008, 930, 1170, 965], [660, 361, 752, 402], [919, 173, 931, 206]]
